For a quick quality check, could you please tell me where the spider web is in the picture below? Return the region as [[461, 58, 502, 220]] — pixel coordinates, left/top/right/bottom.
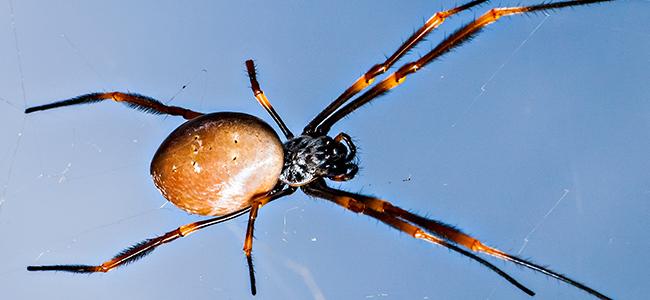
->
[[1, 1, 649, 300]]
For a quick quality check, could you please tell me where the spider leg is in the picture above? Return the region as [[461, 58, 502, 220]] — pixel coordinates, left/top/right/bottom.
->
[[25, 92, 203, 119], [363, 197, 611, 299], [302, 179, 611, 300], [316, 0, 613, 133], [334, 132, 356, 162], [303, 0, 490, 135], [27, 207, 250, 273], [242, 186, 297, 295], [243, 203, 261, 295], [246, 60, 294, 139]]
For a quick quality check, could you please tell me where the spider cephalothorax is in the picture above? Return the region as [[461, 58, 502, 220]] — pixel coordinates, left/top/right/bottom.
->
[[280, 133, 358, 186]]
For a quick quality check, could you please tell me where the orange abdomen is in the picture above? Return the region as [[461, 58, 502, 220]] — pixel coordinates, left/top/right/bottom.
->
[[150, 112, 284, 216]]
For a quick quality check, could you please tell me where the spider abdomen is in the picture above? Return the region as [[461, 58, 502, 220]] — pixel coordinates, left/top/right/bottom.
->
[[150, 112, 284, 216]]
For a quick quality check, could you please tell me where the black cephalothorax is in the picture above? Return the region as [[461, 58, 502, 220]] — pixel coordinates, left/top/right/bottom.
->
[[279, 133, 358, 186]]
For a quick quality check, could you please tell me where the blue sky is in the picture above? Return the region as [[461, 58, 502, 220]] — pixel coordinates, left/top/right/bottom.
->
[[1, 1, 649, 299]]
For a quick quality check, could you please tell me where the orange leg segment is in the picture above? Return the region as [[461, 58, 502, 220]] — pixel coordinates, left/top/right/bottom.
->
[[242, 186, 297, 295], [27, 207, 250, 273], [304, 0, 489, 134], [317, 0, 613, 133], [302, 179, 611, 299], [25, 92, 203, 119], [245, 60, 294, 139]]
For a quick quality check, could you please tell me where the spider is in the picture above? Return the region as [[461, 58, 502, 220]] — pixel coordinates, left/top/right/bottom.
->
[[25, 0, 614, 299]]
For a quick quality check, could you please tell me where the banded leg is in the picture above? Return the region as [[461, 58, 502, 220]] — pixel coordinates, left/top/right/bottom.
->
[[27, 207, 250, 273], [25, 92, 203, 120], [304, 0, 489, 134], [246, 60, 294, 139], [244, 203, 261, 295], [302, 180, 534, 296], [242, 186, 297, 295], [382, 203, 610, 299], [302, 179, 610, 299], [316, 0, 613, 133]]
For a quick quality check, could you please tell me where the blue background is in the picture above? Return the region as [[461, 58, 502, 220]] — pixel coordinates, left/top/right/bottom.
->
[[1, 1, 648, 299]]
